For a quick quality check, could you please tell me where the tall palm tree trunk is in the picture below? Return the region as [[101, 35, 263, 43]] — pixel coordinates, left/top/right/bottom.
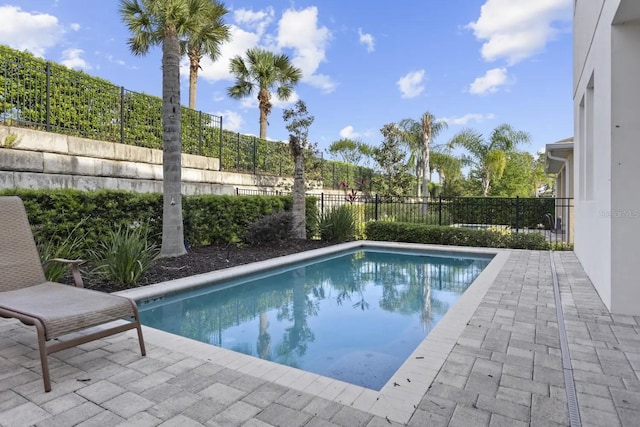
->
[[188, 54, 200, 109], [160, 25, 187, 257]]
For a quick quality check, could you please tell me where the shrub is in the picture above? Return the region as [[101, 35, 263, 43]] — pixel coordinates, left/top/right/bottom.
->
[[245, 211, 294, 245], [86, 225, 160, 288], [320, 205, 356, 242], [34, 219, 88, 282], [364, 221, 554, 250]]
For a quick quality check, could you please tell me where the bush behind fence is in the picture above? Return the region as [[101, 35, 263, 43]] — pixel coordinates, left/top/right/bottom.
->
[[0, 45, 374, 189]]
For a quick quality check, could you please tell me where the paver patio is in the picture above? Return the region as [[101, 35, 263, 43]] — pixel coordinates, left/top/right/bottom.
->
[[1, 249, 639, 426]]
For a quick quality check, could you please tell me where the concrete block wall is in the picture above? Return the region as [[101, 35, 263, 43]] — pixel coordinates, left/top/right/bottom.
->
[[0, 125, 307, 195]]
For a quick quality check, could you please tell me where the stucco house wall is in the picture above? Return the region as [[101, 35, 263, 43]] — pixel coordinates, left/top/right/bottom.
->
[[574, 0, 640, 314]]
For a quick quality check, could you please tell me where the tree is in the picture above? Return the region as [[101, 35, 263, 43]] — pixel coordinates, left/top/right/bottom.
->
[[121, 0, 214, 257], [430, 149, 462, 195], [182, 0, 230, 110], [398, 112, 448, 199], [448, 123, 531, 196], [373, 124, 412, 196], [228, 48, 302, 139], [283, 100, 314, 239], [327, 138, 370, 165], [490, 151, 536, 197]]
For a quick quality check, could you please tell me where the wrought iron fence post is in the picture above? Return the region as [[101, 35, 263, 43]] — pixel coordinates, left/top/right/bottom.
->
[[439, 195, 442, 225], [120, 87, 125, 144], [198, 111, 203, 155], [219, 116, 223, 171], [515, 196, 521, 233], [375, 194, 379, 221], [252, 136, 257, 174], [321, 193, 324, 217], [236, 132, 240, 171], [45, 62, 51, 131]]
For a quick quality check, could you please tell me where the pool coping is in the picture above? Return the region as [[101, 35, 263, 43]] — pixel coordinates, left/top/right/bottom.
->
[[116, 241, 510, 424]]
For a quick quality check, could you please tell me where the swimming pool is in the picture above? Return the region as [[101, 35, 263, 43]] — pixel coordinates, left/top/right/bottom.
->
[[136, 246, 492, 390]]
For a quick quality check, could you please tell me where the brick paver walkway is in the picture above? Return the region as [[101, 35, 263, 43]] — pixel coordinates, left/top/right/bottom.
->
[[1, 250, 639, 426]]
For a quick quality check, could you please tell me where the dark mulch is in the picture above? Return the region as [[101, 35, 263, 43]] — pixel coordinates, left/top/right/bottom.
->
[[89, 239, 335, 293]]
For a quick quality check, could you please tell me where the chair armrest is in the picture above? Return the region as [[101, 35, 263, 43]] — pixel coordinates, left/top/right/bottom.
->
[[43, 258, 85, 288]]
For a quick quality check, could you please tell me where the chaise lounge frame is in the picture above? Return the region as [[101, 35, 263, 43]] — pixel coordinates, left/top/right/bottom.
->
[[0, 196, 146, 392]]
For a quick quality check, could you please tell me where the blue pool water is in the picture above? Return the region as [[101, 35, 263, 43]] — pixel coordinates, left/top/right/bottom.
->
[[138, 249, 491, 390]]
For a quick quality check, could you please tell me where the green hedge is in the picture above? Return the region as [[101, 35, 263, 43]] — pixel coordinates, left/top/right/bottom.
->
[[365, 221, 550, 250], [446, 197, 555, 229], [0, 189, 319, 248], [1, 45, 377, 190]]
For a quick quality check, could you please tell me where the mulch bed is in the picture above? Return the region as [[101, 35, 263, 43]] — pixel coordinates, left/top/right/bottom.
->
[[88, 239, 335, 293]]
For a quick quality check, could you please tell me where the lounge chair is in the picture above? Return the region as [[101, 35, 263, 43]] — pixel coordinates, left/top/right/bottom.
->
[[0, 196, 145, 392]]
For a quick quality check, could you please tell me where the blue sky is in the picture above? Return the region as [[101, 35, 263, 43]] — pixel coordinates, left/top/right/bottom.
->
[[0, 0, 573, 157]]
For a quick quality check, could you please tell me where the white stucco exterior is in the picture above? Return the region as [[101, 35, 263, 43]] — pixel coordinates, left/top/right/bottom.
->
[[574, 0, 640, 314]]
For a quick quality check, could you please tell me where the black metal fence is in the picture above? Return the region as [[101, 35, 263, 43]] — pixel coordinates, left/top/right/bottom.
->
[[237, 189, 574, 245], [0, 47, 222, 157], [0, 46, 375, 188]]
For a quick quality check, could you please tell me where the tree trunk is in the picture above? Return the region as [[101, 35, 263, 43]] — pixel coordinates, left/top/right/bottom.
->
[[258, 88, 271, 139], [421, 117, 430, 214], [160, 25, 187, 258], [290, 135, 306, 239], [188, 55, 199, 110], [482, 176, 490, 197]]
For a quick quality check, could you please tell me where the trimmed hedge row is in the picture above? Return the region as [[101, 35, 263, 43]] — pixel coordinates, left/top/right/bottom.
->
[[447, 197, 555, 229], [364, 221, 550, 250], [0, 189, 318, 248]]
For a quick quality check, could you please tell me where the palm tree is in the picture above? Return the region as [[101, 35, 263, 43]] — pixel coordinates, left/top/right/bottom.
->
[[398, 112, 448, 199], [448, 123, 531, 196], [120, 0, 215, 257], [430, 149, 462, 192], [228, 48, 302, 139], [182, 0, 230, 109]]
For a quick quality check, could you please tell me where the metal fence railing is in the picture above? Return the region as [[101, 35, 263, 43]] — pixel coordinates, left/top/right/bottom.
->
[[0, 46, 376, 188], [237, 189, 575, 245], [0, 47, 222, 157]]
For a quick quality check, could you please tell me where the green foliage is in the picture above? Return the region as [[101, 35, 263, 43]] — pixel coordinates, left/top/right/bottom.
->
[[373, 124, 412, 196], [0, 44, 221, 155], [86, 225, 160, 288], [245, 211, 294, 245], [448, 123, 531, 196], [34, 219, 88, 282], [281, 195, 319, 239], [2, 188, 320, 247], [447, 197, 555, 229], [365, 221, 551, 250], [319, 205, 356, 242], [1, 133, 17, 147], [490, 151, 541, 197], [183, 195, 286, 245]]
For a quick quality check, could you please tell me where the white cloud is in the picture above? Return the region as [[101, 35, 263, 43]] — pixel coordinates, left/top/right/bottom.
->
[[233, 7, 274, 37], [213, 110, 243, 132], [397, 70, 425, 99], [442, 113, 496, 126], [358, 28, 374, 53], [469, 68, 509, 95], [468, 0, 572, 64], [277, 7, 335, 93], [339, 125, 361, 139], [70, 23, 80, 32], [0, 6, 64, 57], [60, 48, 91, 70], [194, 25, 261, 82]]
